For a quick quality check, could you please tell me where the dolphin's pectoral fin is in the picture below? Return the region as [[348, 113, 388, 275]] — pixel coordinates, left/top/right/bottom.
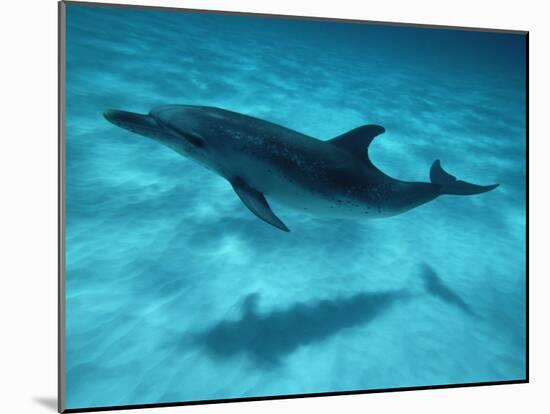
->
[[329, 125, 385, 161], [231, 178, 290, 232]]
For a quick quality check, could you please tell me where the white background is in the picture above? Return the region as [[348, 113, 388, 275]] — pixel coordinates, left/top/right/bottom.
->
[[0, 0, 545, 413]]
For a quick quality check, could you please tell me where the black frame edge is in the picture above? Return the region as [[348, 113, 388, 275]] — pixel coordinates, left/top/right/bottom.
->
[[524, 31, 529, 383], [63, 380, 528, 413], [58, 1, 67, 413]]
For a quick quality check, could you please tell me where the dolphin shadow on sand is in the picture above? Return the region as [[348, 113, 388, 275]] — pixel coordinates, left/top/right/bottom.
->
[[193, 290, 409, 367], [421, 263, 476, 316]]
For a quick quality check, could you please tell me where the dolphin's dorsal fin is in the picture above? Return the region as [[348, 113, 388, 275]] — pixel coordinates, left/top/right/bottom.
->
[[329, 125, 385, 160], [231, 178, 290, 232]]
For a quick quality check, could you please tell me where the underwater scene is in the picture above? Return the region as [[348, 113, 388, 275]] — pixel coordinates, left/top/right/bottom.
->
[[64, 3, 527, 410]]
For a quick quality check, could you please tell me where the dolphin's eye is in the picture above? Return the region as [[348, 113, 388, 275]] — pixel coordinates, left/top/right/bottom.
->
[[185, 132, 205, 148]]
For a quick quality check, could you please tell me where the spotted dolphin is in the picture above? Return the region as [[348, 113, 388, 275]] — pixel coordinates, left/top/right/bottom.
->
[[104, 105, 498, 232]]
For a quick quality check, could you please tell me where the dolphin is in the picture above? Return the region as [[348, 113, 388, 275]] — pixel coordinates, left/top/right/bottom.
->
[[103, 105, 498, 232]]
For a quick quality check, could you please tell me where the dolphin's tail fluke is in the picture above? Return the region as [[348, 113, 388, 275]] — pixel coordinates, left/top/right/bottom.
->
[[430, 160, 499, 195]]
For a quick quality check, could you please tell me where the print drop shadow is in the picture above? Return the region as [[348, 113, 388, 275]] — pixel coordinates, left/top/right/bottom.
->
[[32, 397, 57, 412], [421, 263, 476, 316], [194, 289, 409, 368]]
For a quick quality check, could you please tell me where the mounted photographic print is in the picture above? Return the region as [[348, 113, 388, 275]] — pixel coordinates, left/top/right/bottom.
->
[[58, 1, 528, 412]]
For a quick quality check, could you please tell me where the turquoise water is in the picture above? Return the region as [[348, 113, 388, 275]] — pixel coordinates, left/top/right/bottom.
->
[[64, 3, 527, 410]]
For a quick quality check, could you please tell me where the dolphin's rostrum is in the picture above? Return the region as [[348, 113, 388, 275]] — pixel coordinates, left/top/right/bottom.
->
[[104, 105, 498, 232]]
